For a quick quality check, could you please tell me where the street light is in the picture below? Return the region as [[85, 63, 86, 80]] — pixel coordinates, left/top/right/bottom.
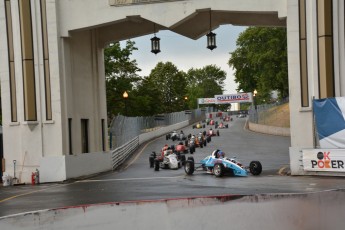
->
[[253, 89, 258, 123], [184, 96, 188, 109], [123, 91, 128, 116]]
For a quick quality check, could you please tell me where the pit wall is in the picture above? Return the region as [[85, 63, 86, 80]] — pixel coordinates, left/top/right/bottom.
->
[[1, 190, 344, 229]]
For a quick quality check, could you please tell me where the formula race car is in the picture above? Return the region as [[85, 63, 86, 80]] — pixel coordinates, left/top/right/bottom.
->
[[192, 123, 205, 129], [166, 131, 178, 141], [223, 116, 232, 122], [215, 122, 228, 129], [184, 149, 262, 177], [149, 146, 186, 171], [172, 141, 190, 154], [207, 128, 219, 137]]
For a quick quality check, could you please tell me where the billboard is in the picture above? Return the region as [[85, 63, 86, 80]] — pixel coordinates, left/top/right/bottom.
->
[[198, 98, 217, 105], [214, 93, 253, 104], [303, 149, 345, 172]]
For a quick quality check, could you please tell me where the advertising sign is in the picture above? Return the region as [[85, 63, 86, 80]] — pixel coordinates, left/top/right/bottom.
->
[[214, 93, 253, 104], [198, 98, 217, 105], [303, 149, 345, 172]]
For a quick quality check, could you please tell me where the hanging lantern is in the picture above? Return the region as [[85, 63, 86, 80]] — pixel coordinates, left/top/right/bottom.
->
[[207, 31, 217, 50], [151, 36, 160, 54], [206, 10, 217, 51], [151, 23, 161, 55]]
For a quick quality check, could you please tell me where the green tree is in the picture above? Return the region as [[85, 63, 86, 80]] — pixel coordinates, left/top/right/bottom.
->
[[186, 65, 226, 109], [104, 40, 141, 119], [228, 27, 288, 103], [143, 62, 187, 113]]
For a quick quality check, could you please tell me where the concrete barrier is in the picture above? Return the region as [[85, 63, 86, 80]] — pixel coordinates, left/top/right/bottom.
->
[[1, 190, 345, 229], [248, 122, 290, 136]]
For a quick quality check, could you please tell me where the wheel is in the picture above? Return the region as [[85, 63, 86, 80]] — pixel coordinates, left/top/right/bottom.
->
[[200, 143, 203, 148], [213, 163, 224, 177], [203, 124, 205, 128], [184, 160, 195, 175], [149, 156, 154, 168], [217, 130, 220, 136], [166, 134, 169, 140], [249, 161, 262, 175], [187, 156, 194, 162], [207, 136, 211, 143], [204, 140, 207, 147], [190, 146, 195, 154], [154, 159, 160, 171], [185, 140, 188, 146]]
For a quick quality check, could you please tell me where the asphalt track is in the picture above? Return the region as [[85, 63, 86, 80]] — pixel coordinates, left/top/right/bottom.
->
[[1, 116, 345, 218]]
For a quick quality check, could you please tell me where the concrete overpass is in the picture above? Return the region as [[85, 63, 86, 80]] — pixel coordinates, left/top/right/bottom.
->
[[0, 0, 344, 183]]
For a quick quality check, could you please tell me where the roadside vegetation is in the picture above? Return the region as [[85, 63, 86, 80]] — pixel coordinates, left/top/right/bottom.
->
[[258, 103, 290, 128], [104, 27, 288, 122]]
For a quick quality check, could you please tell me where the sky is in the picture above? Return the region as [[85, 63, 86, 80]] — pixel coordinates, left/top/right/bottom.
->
[[121, 25, 246, 94]]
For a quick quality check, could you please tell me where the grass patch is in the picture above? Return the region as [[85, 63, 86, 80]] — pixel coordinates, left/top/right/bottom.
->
[[258, 103, 290, 128]]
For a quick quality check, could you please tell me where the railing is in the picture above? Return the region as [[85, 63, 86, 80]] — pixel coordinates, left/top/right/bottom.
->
[[111, 137, 139, 170], [109, 108, 209, 171], [109, 108, 207, 149]]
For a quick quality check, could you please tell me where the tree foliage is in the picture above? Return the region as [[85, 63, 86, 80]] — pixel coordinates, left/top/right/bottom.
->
[[104, 41, 228, 119], [228, 27, 288, 102], [186, 65, 226, 109], [104, 40, 141, 119]]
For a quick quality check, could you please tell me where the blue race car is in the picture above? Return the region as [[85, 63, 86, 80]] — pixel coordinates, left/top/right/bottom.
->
[[184, 150, 262, 177]]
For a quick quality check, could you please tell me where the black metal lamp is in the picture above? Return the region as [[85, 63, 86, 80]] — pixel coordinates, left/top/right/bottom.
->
[[207, 10, 217, 51], [151, 24, 161, 54]]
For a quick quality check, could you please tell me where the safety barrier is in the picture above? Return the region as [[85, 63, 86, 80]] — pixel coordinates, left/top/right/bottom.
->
[[111, 137, 139, 170]]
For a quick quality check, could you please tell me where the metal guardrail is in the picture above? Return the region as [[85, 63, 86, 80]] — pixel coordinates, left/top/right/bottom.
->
[[109, 108, 210, 171], [109, 108, 208, 149], [111, 137, 139, 170]]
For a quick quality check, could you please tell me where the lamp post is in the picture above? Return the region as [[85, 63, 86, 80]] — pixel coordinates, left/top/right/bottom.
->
[[123, 91, 128, 116], [184, 96, 188, 110], [253, 89, 258, 123]]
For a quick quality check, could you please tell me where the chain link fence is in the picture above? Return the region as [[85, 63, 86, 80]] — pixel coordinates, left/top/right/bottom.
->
[[248, 98, 289, 127], [109, 108, 210, 149]]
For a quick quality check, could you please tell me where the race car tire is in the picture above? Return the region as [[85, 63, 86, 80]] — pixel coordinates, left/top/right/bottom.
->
[[172, 136, 176, 141], [217, 130, 220, 136], [207, 136, 211, 143], [203, 124, 205, 128], [214, 163, 224, 177], [166, 134, 169, 140], [204, 140, 207, 147], [185, 140, 188, 146], [149, 156, 154, 168], [154, 159, 160, 171], [200, 143, 203, 148], [184, 160, 195, 175], [249, 161, 262, 175], [187, 156, 194, 162], [190, 146, 195, 154], [225, 124, 229, 128]]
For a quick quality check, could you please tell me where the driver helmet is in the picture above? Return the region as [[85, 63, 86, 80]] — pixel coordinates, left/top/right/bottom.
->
[[218, 150, 225, 158]]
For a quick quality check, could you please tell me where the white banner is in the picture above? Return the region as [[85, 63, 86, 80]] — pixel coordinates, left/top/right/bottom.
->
[[302, 149, 345, 172], [198, 98, 217, 105], [215, 93, 253, 104]]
